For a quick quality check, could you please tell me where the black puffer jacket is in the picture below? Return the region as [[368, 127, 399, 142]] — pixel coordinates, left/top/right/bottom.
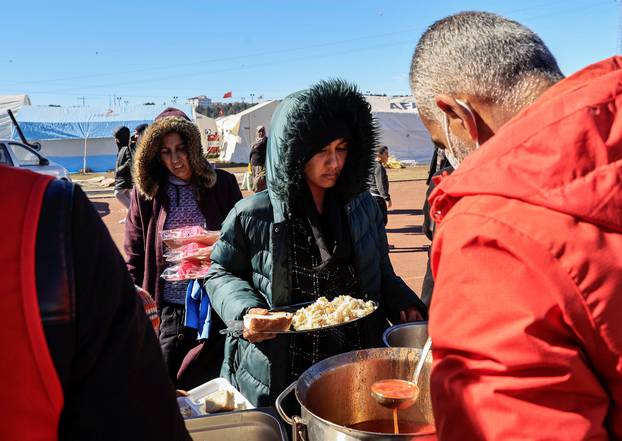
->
[[114, 146, 135, 190], [38, 179, 190, 440], [114, 126, 134, 190], [249, 136, 267, 166]]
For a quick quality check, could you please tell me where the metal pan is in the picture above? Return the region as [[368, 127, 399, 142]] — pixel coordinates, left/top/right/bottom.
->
[[185, 408, 288, 441]]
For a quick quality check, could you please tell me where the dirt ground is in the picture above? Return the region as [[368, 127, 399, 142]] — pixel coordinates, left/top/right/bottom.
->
[[92, 179, 431, 294], [73, 166, 429, 195]]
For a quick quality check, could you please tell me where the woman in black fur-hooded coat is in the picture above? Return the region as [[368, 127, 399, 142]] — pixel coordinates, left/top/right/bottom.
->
[[205, 79, 427, 406]]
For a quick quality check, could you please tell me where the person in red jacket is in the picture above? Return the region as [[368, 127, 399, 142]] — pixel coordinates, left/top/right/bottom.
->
[[410, 11, 622, 439], [0, 165, 190, 440]]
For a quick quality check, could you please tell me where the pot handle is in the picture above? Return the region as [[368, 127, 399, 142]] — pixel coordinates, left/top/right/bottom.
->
[[276, 381, 308, 441], [275, 380, 297, 425]]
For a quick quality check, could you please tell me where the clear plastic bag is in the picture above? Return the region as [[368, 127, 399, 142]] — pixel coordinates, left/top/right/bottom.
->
[[161, 226, 220, 248], [164, 242, 213, 263], [160, 260, 212, 282]]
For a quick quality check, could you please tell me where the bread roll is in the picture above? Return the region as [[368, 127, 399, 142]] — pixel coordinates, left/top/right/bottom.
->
[[243, 311, 293, 332], [203, 389, 235, 413]]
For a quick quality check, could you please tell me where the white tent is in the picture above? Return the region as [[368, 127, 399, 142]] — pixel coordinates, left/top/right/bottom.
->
[[0, 94, 31, 138], [13, 103, 192, 172], [216, 96, 434, 164], [365, 96, 434, 164], [217, 100, 280, 163]]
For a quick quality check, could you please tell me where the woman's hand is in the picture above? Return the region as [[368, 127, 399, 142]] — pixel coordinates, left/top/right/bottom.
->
[[242, 308, 278, 343], [399, 306, 424, 322]]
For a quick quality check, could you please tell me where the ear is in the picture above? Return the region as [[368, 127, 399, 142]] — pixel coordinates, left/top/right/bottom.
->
[[435, 94, 478, 143]]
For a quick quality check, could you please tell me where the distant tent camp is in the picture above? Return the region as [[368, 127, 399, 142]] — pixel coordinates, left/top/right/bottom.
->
[[12, 104, 192, 172], [217, 100, 280, 163], [0, 94, 31, 138], [216, 96, 434, 164], [365, 96, 435, 164]]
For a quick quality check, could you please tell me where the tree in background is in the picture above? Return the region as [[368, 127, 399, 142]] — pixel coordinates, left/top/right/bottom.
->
[[196, 102, 253, 118]]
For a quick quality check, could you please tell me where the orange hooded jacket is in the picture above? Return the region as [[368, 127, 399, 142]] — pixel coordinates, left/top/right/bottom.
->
[[428, 56, 622, 440]]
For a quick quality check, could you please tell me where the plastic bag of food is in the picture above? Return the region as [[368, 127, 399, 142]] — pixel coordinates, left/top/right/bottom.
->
[[164, 242, 213, 263], [161, 226, 220, 248], [161, 260, 212, 281]]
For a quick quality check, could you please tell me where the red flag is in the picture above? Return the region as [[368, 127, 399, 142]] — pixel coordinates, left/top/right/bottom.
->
[[223, 91, 232, 98]]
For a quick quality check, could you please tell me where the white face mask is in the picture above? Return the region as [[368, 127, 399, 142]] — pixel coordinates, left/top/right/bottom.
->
[[441, 99, 480, 168]]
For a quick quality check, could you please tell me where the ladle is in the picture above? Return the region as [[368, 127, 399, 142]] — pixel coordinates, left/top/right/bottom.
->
[[370, 336, 433, 410]]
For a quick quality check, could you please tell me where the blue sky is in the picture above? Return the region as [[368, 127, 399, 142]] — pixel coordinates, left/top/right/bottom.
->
[[2, 0, 618, 107]]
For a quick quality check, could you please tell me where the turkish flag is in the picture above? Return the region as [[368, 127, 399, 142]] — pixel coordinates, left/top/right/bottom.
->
[[223, 91, 232, 98]]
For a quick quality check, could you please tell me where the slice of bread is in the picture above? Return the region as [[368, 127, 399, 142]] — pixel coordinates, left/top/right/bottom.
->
[[243, 311, 293, 332], [203, 389, 235, 413]]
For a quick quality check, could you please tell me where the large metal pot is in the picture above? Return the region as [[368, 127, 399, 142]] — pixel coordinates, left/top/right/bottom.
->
[[383, 322, 428, 348], [276, 348, 435, 440]]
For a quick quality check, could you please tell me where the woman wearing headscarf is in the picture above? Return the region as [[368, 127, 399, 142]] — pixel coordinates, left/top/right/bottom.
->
[[206, 80, 427, 406], [249, 125, 267, 192], [125, 107, 242, 387]]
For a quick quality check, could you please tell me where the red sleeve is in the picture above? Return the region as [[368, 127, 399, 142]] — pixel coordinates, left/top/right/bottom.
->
[[429, 213, 610, 440]]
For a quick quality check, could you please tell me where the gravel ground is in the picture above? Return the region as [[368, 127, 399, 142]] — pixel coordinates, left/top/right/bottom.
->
[[74, 165, 429, 196]]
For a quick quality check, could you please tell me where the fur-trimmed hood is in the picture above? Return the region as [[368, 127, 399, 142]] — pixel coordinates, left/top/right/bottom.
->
[[133, 116, 216, 199], [266, 79, 378, 213]]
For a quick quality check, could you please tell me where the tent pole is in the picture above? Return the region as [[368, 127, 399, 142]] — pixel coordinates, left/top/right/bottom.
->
[[83, 137, 87, 172]]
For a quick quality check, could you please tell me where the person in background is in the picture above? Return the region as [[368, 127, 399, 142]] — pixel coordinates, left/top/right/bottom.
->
[[411, 11, 622, 439], [206, 79, 427, 407], [115, 124, 148, 224], [113, 126, 132, 217], [125, 107, 242, 389], [249, 125, 267, 192], [420, 149, 453, 307], [0, 165, 189, 440], [130, 123, 149, 151], [369, 145, 391, 226]]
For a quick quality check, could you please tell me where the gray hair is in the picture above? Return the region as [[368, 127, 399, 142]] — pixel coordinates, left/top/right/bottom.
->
[[410, 11, 563, 122]]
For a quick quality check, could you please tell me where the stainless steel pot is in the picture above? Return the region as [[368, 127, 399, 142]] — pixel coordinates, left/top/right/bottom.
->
[[383, 322, 429, 348], [276, 348, 435, 441]]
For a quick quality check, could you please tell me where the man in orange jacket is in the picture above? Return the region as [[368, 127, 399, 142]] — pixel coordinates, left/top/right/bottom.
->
[[0, 165, 190, 440], [410, 11, 622, 439]]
